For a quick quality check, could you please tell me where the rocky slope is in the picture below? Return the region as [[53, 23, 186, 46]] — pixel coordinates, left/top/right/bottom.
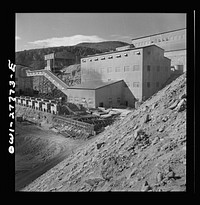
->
[[22, 73, 186, 192]]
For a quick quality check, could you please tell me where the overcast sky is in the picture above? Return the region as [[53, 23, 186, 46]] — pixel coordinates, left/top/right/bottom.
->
[[15, 13, 186, 51]]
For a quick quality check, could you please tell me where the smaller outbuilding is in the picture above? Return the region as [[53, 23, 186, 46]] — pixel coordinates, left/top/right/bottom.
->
[[66, 80, 128, 109]]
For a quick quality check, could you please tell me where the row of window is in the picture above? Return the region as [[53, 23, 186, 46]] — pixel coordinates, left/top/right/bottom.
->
[[146, 65, 168, 72], [68, 97, 94, 104], [134, 33, 185, 47], [125, 81, 160, 88], [83, 65, 141, 74], [81, 51, 141, 63], [68, 97, 122, 105]]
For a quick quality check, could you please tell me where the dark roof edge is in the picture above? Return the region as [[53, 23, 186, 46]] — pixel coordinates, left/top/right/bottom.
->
[[81, 44, 163, 59], [164, 48, 187, 53], [68, 80, 124, 90], [96, 80, 124, 90], [131, 28, 186, 41]]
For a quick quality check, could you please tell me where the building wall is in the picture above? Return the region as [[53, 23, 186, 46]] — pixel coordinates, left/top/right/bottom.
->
[[66, 89, 95, 108], [142, 46, 171, 100], [81, 48, 143, 102], [81, 45, 171, 105], [95, 81, 124, 108], [132, 28, 186, 73], [15, 65, 33, 95], [164, 50, 186, 73]]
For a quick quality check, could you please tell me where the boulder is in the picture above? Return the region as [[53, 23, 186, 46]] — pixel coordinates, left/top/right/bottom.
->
[[180, 93, 186, 99], [156, 172, 163, 183], [168, 100, 179, 110], [157, 125, 165, 132], [141, 181, 151, 192], [176, 98, 186, 112], [142, 114, 151, 123], [97, 142, 105, 150], [151, 137, 160, 145]]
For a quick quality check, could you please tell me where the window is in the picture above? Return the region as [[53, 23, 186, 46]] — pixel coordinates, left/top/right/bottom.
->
[[89, 59, 92, 62], [147, 65, 151, 71], [133, 65, 140, 71], [94, 58, 98, 61], [117, 97, 121, 104], [124, 66, 130, 72], [115, 67, 121, 72], [107, 67, 112, 73], [133, 82, 140, 87], [136, 51, 141, 55], [101, 57, 105, 60], [108, 56, 113, 59], [156, 82, 159, 87], [74, 97, 79, 102], [157, 66, 160, 72], [124, 53, 128, 57], [88, 98, 93, 104], [116, 54, 121, 58], [82, 59, 86, 63], [69, 96, 73, 102], [147, 82, 150, 88]]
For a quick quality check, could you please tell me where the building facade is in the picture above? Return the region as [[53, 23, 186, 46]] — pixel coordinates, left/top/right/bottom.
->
[[131, 28, 186, 72], [67, 80, 125, 108], [80, 45, 171, 107]]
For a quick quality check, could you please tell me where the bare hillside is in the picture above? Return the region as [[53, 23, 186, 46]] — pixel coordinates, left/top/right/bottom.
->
[[22, 73, 186, 192]]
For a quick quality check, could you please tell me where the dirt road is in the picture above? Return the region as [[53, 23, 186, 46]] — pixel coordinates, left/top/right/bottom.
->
[[15, 122, 93, 191]]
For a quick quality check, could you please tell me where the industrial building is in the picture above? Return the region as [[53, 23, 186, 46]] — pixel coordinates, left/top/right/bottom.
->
[[15, 65, 33, 96], [80, 44, 171, 107], [131, 28, 186, 73], [67, 80, 126, 108], [45, 51, 76, 73]]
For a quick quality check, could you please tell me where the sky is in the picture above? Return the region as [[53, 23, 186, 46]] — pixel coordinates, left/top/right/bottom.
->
[[15, 13, 186, 51]]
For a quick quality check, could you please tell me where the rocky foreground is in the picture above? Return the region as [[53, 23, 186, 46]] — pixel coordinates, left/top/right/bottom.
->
[[22, 73, 186, 192]]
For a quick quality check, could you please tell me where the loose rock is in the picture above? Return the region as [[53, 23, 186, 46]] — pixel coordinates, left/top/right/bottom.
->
[[169, 100, 179, 110], [176, 99, 186, 112], [156, 172, 163, 183], [141, 181, 151, 192], [158, 125, 165, 132]]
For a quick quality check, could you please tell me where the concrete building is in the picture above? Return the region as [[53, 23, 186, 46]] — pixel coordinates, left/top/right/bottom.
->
[[131, 28, 186, 73], [15, 65, 33, 96], [67, 80, 126, 108], [80, 44, 171, 107], [45, 51, 76, 73]]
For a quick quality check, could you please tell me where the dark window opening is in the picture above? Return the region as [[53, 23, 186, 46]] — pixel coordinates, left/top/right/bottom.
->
[[147, 82, 150, 88], [147, 65, 151, 71], [99, 102, 104, 107]]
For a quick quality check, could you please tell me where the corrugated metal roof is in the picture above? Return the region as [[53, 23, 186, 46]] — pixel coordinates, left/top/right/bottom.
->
[[68, 80, 123, 90]]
